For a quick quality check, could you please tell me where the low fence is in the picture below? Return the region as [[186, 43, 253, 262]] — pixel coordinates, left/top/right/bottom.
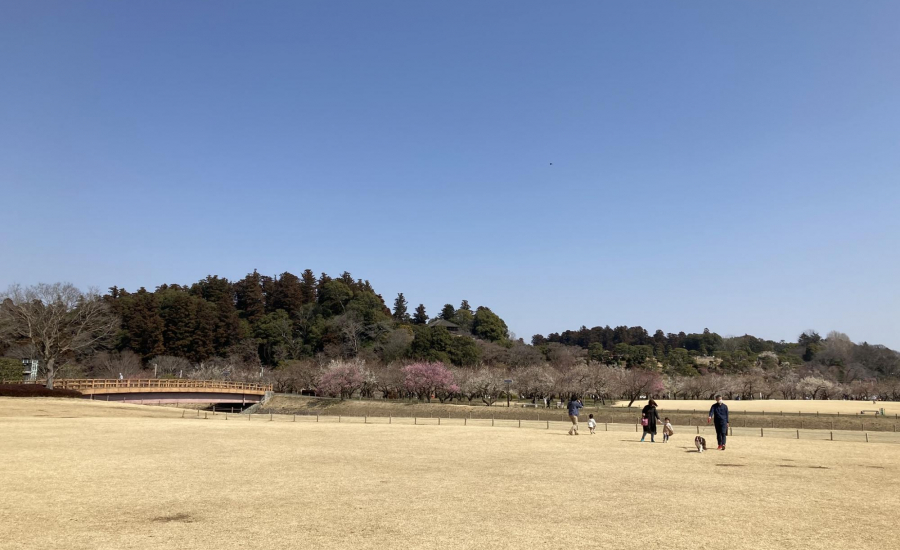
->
[[176, 409, 900, 445]]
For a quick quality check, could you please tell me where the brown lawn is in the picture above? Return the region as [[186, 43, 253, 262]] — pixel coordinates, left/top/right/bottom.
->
[[0, 399, 897, 550]]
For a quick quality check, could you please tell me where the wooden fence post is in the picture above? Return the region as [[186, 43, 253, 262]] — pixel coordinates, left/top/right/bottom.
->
[[830, 431, 833, 441], [796, 430, 799, 439], [181, 410, 185, 418], [760, 427, 763, 437], [546, 420, 549, 430], [865, 432, 869, 443], [518, 419, 521, 428]]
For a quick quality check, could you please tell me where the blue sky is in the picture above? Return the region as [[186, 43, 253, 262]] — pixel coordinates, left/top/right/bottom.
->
[[1, 1, 898, 348]]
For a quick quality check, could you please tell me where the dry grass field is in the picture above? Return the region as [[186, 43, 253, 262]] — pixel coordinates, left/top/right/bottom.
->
[[1, 399, 898, 550], [612, 399, 897, 416]]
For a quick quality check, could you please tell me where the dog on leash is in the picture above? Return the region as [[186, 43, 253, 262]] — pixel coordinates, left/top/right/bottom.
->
[[695, 436, 707, 453]]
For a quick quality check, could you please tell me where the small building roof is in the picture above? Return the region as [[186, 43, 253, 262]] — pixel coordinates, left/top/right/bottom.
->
[[427, 319, 459, 329]]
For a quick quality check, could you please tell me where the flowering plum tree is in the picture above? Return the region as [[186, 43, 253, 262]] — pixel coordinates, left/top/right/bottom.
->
[[402, 361, 458, 403], [317, 359, 365, 400]]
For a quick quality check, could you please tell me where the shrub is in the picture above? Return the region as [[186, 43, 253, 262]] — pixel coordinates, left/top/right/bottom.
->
[[0, 384, 82, 398]]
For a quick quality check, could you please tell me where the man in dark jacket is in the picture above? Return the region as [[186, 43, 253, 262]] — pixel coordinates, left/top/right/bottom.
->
[[567, 396, 583, 435], [707, 394, 729, 450]]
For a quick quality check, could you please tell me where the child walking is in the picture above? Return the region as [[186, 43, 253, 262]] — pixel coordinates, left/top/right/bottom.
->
[[663, 417, 674, 443], [587, 414, 597, 435]]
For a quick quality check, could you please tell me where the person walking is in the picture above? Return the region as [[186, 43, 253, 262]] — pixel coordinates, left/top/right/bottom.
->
[[707, 394, 730, 450], [567, 395, 583, 435], [640, 399, 660, 442]]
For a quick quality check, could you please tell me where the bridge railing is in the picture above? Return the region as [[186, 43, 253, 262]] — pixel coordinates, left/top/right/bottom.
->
[[44, 379, 273, 392]]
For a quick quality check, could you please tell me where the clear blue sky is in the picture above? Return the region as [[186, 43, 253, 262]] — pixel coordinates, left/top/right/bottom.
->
[[2, 2, 898, 348]]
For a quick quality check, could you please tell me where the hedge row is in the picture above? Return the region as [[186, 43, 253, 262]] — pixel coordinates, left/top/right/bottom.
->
[[0, 384, 83, 398]]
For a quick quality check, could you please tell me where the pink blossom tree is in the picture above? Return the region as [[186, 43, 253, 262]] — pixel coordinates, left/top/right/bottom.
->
[[402, 362, 458, 403], [317, 359, 365, 400]]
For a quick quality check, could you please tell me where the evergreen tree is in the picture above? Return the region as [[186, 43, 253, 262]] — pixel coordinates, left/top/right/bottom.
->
[[127, 288, 165, 361], [270, 272, 305, 316], [459, 299, 471, 311], [299, 269, 318, 304], [189, 275, 243, 354], [413, 304, 429, 325], [393, 293, 410, 323], [319, 280, 353, 315], [234, 270, 266, 324], [452, 308, 474, 333], [472, 306, 508, 342], [440, 303, 456, 321]]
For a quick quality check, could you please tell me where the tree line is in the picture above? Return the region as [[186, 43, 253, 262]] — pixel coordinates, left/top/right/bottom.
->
[[1, 271, 898, 401]]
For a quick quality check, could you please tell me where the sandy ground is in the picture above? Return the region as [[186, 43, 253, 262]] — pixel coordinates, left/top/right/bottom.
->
[[1, 399, 898, 550], [613, 399, 896, 416]]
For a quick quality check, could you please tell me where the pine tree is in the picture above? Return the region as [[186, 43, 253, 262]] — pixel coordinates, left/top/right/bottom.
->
[[413, 304, 429, 325], [270, 272, 305, 316], [392, 293, 410, 323], [129, 288, 165, 360], [459, 299, 471, 311], [440, 304, 456, 321], [234, 270, 266, 324], [299, 269, 317, 304]]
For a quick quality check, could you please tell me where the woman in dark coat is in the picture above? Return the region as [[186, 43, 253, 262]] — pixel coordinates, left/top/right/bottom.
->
[[640, 399, 660, 442]]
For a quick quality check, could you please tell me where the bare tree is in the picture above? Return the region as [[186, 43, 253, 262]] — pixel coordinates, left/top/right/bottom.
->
[[275, 360, 322, 394], [372, 362, 404, 399], [148, 355, 192, 378], [333, 312, 365, 357], [506, 342, 544, 369], [0, 283, 119, 389], [589, 365, 617, 405], [614, 367, 665, 407], [517, 365, 555, 403], [89, 350, 143, 379], [378, 329, 414, 364]]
